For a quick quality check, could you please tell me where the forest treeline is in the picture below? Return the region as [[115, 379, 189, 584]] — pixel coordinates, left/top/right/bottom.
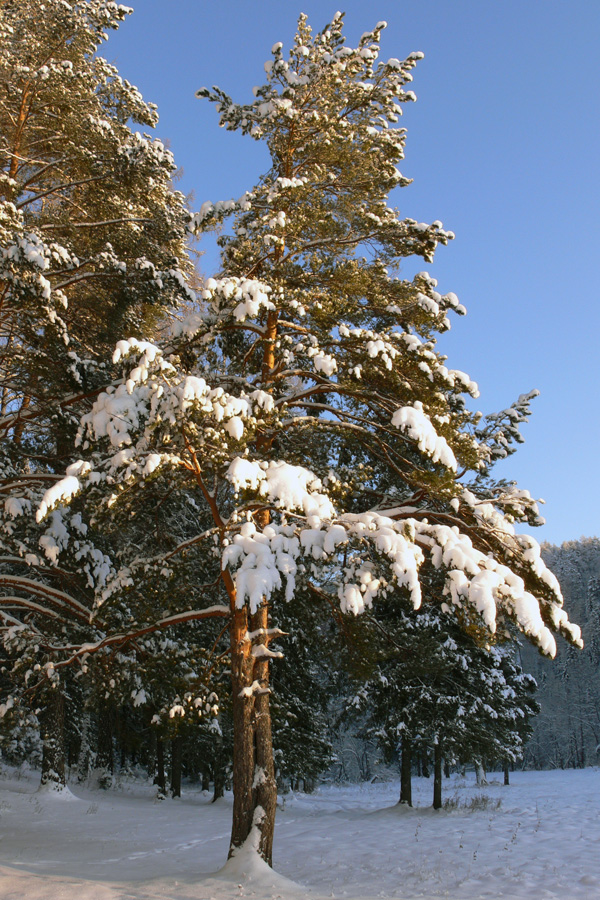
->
[[523, 538, 600, 770], [1, 536, 597, 796]]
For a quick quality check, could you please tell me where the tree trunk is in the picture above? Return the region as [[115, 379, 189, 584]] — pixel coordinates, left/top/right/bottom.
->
[[213, 766, 225, 802], [96, 700, 114, 787], [399, 733, 412, 806], [76, 711, 92, 782], [475, 759, 488, 786], [229, 601, 277, 866], [503, 760, 510, 786], [421, 746, 430, 778], [154, 735, 166, 794], [433, 742, 442, 809], [230, 604, 255, 852], [40, 688, 66, 789], [170, 734, 182, 798], [212, 731, 225, 802]]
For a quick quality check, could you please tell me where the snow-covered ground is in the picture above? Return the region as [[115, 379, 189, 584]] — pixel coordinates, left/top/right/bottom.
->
[[0, 767, 598, 900]]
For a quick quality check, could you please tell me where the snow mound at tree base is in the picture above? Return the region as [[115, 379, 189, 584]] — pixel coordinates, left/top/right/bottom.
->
[[216, 843, 306, 897], [36, 782, 79, 801]]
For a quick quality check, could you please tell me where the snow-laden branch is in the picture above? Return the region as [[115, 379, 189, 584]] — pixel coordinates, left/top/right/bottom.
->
[[30, 334, 579, 658], [0, 575, 92, 621], [40, 605, 230, 670]]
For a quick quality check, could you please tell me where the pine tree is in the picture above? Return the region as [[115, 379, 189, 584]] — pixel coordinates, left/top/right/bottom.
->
[[34, 14, 580, 862], [0, 0, 193, 432], [0, 0, 194, 785]]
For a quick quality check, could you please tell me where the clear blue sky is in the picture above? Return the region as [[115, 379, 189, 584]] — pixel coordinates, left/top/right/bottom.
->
[[106, 1, 599, 546]]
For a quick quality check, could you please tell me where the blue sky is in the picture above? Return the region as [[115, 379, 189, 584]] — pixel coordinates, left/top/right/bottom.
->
[[106, 1, 599, 546]]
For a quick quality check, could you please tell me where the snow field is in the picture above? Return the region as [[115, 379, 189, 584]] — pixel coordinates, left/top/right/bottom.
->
[[0, 768, 598, 900]]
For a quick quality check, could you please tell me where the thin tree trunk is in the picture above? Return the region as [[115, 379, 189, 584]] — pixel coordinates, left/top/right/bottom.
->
[[503, 760, 510, 786], [119, 707, 127, 769], [213, 765, 225, 802], [170, 734, 182, 798], [433, 742, 443, 809], [399, 733, 412, 806], [96, 700, 114, 787], [154, 735, 166, 794], [210, 727, 226, 801], [40, 688, 66, 789], [77, 712, 92, 782], [76, 711, 92, 782]]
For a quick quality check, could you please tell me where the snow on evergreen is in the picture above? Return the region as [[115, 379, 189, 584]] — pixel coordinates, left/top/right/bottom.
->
[[0, 4, 587, 874]]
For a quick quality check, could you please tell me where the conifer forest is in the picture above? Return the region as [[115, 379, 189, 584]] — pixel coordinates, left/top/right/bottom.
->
[[0, 4, 598, 899]]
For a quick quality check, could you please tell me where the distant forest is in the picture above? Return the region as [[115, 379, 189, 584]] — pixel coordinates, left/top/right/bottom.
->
[[522, 538, 600, 770]]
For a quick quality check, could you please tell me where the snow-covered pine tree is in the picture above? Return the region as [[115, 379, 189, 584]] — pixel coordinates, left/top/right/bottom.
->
[[0, 0, 194, 785], [0, 0, 193, 433], [35, 14, 580, 862]]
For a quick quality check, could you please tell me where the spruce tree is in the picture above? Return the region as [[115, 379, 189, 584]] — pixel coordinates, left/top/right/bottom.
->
[[349, 594, 538, 806], [34, 14, 580, 862]]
